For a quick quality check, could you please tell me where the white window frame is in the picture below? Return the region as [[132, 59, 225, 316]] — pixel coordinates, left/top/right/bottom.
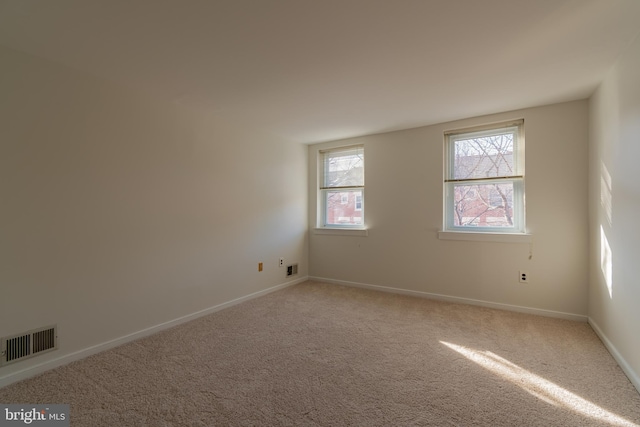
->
[[443, 120, 525, 234], [319, 145, 365, 228]]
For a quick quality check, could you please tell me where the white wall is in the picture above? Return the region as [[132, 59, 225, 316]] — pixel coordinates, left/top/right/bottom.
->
[[309, 100, 589, 318], [0, 46, 308, 384], [588, 34, 640, 390]]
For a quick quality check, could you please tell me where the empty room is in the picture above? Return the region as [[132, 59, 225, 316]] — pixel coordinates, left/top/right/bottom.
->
[[1, 0, 640, 425]]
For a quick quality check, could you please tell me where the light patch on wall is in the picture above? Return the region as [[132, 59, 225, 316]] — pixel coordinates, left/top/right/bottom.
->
[[441, 341, 636, 427], [600, 225, 613, 298], [601, 162, 613, 227]]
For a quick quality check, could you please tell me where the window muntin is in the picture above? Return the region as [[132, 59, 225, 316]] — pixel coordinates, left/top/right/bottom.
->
[[320, 146, 364, 227], [444, 121, 524, 233]]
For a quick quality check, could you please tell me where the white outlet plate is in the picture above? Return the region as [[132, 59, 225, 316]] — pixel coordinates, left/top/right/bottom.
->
[[519, 271, 529, 283], [279, 257, 284, 267]]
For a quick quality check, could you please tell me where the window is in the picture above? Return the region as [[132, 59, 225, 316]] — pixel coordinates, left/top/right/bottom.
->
[[444, 120, 525, 233], [354, 194, 362, 211], [320, 145, 364, 227]]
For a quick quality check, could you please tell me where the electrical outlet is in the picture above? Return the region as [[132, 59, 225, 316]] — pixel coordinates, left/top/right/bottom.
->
[[279, 257, 284, 267], [519, 271, 528, 283]]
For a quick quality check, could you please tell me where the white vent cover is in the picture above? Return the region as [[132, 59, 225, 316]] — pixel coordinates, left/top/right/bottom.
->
[[1, 325, 57, 367], [286, 264, 298, 277]]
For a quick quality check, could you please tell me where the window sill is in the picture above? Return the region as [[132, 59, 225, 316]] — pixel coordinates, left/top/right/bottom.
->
[[438, 231, 532, 243], [314, 228, 368, 237]]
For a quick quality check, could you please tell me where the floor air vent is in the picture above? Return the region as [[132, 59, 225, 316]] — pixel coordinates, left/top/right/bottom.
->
[[1, 325, 57, 367]]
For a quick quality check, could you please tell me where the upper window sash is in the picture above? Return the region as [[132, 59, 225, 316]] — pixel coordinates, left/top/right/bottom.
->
[[445, 122, 524, 182], [320, 145, 364, 190]]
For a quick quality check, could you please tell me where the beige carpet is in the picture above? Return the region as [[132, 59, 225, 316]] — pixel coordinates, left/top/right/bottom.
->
[[1, 281, 639, 426]]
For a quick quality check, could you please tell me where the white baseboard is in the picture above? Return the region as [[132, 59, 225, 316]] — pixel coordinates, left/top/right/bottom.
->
[[0, 276, 308, 389], [588, 317, 640, 394], [309, 276, 588, 322]]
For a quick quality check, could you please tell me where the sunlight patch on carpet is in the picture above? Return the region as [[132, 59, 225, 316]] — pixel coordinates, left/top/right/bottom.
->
[[441, 341, 637, 427]]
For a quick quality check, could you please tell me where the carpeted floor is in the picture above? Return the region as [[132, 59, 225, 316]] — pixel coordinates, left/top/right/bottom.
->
[[1, 281, 639, 426]]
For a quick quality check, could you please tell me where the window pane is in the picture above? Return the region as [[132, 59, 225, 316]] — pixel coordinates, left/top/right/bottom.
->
[[323, 147, 364, 187], [453, 131, 515, 180], [453, 182, 514, 227], [325, 190, 363, 225]]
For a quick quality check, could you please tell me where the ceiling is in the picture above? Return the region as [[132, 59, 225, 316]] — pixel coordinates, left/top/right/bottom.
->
[[1, 0, 639, 144]]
